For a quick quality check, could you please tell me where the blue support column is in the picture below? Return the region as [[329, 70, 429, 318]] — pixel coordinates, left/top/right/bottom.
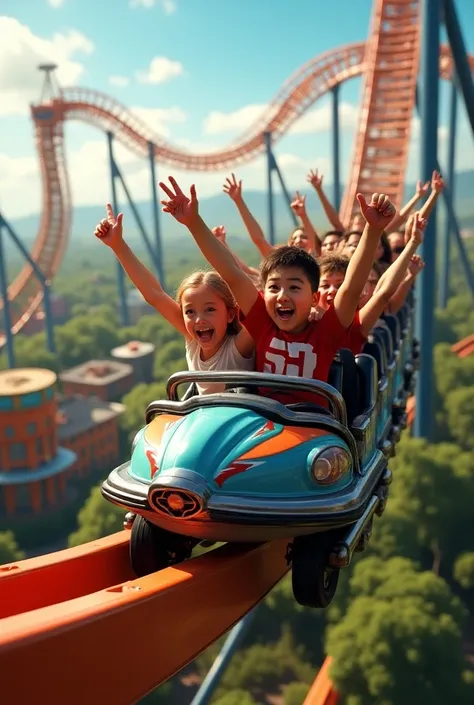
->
[[439, 79, 458, 308], [42, 283, 56, 354], [114, 162, 161, 276], [414, 0, 440, 440], [0, 212, 56, 356], [442, 0, 474, 136], [0, 222, 15, 368], [264, 131, 276, 245], [107, 131, 129, 327], [190, 609, 257, 705], [271, 155, 298, 227], [148, 141, 165, 288], [332, 85, 341, 211]]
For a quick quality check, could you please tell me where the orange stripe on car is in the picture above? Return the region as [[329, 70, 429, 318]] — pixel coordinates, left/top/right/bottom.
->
[[240, 426, 330, 460]]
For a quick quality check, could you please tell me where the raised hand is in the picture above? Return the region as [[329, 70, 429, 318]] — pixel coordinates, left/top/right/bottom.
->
[[212, 225, 227, 243], [290, 191, 307, 217], [356, 192, 396, 230], [408, 211, 428, 245], [431, 169, 444, 193], [416, 179, 430, 197], [223, 173, 242, 202], [94, 203, 123, 249], [408, 254, 425, 277], [307, 169, 323, 190], [160, 176, 199, 226]]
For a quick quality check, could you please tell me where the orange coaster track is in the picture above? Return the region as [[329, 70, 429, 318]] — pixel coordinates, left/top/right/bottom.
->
[[0, 13, 472, 342], [0, 335, 472, 705]]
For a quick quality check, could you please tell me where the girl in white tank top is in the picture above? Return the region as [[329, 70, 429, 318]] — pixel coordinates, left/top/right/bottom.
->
[[94, 207, 254, 393]]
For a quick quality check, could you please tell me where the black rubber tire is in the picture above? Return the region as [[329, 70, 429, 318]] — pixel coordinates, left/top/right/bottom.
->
[[291, 534, 340, 609], [129, 515, 174, 577]]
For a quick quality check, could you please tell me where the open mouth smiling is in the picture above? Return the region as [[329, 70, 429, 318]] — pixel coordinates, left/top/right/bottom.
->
[[276, 306, 295, 321], [196, 327, 214, 342]]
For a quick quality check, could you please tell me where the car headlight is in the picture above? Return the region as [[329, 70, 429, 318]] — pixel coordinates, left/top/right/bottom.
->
[[309, 447, 351, 485]]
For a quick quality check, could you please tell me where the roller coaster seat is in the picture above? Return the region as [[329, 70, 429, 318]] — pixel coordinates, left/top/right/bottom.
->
[[373, 323, 393, 363], [362, 339, 386, 381], [355, 353, 378, 414], [382, 314, 401, 353]]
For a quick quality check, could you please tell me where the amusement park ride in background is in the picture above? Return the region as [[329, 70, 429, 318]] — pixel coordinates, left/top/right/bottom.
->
[[1, 1, 474, 703]]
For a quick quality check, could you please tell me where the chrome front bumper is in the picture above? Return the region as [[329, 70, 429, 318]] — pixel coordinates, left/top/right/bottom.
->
[[102, 451, 387, 540]]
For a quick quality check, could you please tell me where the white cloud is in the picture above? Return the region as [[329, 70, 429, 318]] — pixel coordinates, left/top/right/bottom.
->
[[47, 0, 64, 7], [204, 104, 268, 135], [109, 75, 130, 87], [289, 102, 359, 134], [136, 56, 184, 85], [203, 101, 359, 136], [129, 0, 176, 13], [0, 18, 94, 116], [129, 106, 187, 138]]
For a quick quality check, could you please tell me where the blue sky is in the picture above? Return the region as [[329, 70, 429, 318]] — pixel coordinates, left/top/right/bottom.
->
[[1, 0, 474, 220]]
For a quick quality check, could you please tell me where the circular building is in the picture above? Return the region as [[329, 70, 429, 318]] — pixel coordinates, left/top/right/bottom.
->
[[0, 368, 76, 517], [110, 340, 156, 384]]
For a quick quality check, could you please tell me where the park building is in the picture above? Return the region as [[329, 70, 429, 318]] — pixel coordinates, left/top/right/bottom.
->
[[56, 394, 125, 477], [0, 368, 77, 517], [0, 368, 127, 519], [59, 359, 134, 402], [110, 340, 155, 384]]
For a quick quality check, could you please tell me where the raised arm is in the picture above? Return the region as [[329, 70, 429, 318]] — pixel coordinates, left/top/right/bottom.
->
[[419, 170, 444, 221], [160, 177, 259, 315], [386, 179, 430, 233], [334, 193, 395, 328], [358, 213, 427, 336], [290, 191, 321, 256], [94, 205, 187, 337], [307, 169, 345, 233], [223, 173, 273, 258], [387, 254, 424, 314]]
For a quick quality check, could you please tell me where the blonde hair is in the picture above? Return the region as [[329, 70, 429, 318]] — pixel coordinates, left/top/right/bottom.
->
[[176, 270, 240, 336]]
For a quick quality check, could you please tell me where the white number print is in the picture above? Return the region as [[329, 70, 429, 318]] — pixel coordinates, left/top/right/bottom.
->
[[264, 338, 317, 378]]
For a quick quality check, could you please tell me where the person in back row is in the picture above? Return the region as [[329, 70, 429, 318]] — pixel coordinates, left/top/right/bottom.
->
[[158, 176, 395, 406], [317, 212, 427, 355]]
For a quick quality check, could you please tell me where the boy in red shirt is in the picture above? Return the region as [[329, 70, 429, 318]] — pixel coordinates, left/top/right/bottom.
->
[[159, 177, 395, 405], [316, 212, 427, 355]]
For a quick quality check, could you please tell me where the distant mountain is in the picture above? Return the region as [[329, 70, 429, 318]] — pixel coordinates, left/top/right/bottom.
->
[[5, 170, 474, 248]]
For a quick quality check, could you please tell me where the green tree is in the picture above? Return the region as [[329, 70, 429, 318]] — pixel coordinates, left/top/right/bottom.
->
[[68, 485, 124, 547], [213, 690, 257, 705], [387, 437, 474, 573], [282, 681, 311, 705], [326, 559, 468, 705], [0, 531, 25, 563], [120, 382, 167, 435], [445, 387, 474, 451], [217, 628, 313, 698], [454, 552, 474, 590]]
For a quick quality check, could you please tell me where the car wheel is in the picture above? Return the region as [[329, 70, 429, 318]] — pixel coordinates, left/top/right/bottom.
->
[[129, 515, 173, 577], [291, 534, 339, 609]]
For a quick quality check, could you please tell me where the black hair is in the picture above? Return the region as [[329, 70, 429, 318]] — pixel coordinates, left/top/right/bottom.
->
[[260, 246, 320, 292]]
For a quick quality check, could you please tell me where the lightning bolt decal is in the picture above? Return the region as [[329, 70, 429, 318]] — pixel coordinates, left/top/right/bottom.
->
[[214, 460, 264, 487], [145, 448, 160, 478], [252, 420, 275, 438]]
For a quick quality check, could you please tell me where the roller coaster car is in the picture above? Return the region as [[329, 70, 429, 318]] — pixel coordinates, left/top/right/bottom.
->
[[102, 363, 393, 610]]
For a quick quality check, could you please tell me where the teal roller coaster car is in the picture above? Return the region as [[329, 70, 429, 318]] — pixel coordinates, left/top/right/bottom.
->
[[102, 351, 399, 609]]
